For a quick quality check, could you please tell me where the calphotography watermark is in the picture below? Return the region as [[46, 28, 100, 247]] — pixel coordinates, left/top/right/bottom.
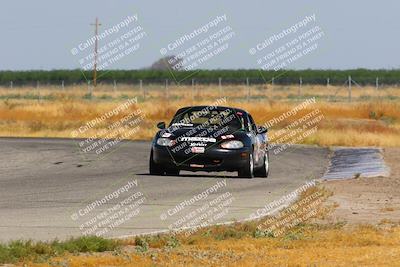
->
[[160, 14, 235, 74], [249, 14, 325, 71], [179, 192, 234, 237], [163, 97, 227, 134], [71, 97, 146, 156], [168, 108, 237, 157], [70, 14, 147, 71], [159, 179, 234, 237], [160, 179, 227, 220], [70, 179, 146, 237], [158, 97, 244, 166], [261, 97, 324, 155], [255, 188, 325, 237], [249, 179, 317, 220]]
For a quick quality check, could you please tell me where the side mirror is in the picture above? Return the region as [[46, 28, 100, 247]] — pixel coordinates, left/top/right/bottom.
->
[[257, 126, 268, 134], [157, 121, 166, 129]]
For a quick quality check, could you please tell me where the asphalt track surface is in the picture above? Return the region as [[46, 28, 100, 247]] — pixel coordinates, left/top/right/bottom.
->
[[0, 138, 329, 242]]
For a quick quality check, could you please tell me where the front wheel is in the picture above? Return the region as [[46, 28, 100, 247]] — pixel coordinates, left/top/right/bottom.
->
[[238, 153, 254, 178], [254, 150, 269, 178], [149, 150, 165, 175]]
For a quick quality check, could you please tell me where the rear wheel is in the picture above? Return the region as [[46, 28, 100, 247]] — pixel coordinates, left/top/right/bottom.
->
[[149, 150, 165, 175], [238, 153, 254, 178], [254, 150, 269, 178]]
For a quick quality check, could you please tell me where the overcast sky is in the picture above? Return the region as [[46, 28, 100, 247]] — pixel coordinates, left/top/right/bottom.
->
[[0, 0, 398, 70]]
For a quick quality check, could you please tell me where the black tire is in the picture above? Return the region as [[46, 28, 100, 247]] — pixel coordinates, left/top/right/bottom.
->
[[238, 152, 254, 178], [165, 169, 180, 176], [149, 150, 165, 175], [254, 150, 269, 178]]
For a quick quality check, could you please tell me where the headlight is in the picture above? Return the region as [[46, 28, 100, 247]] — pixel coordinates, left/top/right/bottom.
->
[[220, 140, 244, 149], [157, 138, 175, 147]]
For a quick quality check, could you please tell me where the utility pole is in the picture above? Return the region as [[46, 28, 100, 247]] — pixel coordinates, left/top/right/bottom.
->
[[91, 17, 101, 87]]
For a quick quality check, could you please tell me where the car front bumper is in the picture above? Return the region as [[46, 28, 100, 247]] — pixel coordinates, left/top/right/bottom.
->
[[152, 144, 251, 172]]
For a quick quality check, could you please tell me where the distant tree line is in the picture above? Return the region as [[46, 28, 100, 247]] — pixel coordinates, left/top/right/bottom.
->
[[0, 69, 399, 86]]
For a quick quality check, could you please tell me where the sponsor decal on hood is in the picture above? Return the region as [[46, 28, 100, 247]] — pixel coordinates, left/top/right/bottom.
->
[[179, 136, 216, 143]]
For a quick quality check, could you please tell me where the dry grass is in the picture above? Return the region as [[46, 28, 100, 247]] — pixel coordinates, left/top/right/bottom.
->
[[27, 226, 400, 267], [0, 84, 399, 147]]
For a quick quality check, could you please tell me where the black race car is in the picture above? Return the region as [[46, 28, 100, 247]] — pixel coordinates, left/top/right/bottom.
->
[[149, 106, 269, 178]]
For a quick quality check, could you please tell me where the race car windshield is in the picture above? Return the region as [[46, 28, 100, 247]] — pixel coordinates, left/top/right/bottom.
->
[[170, 108, 244, 130]]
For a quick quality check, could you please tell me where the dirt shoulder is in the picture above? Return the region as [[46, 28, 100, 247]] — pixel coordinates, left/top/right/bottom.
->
[[323, 147, 400, 224]]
